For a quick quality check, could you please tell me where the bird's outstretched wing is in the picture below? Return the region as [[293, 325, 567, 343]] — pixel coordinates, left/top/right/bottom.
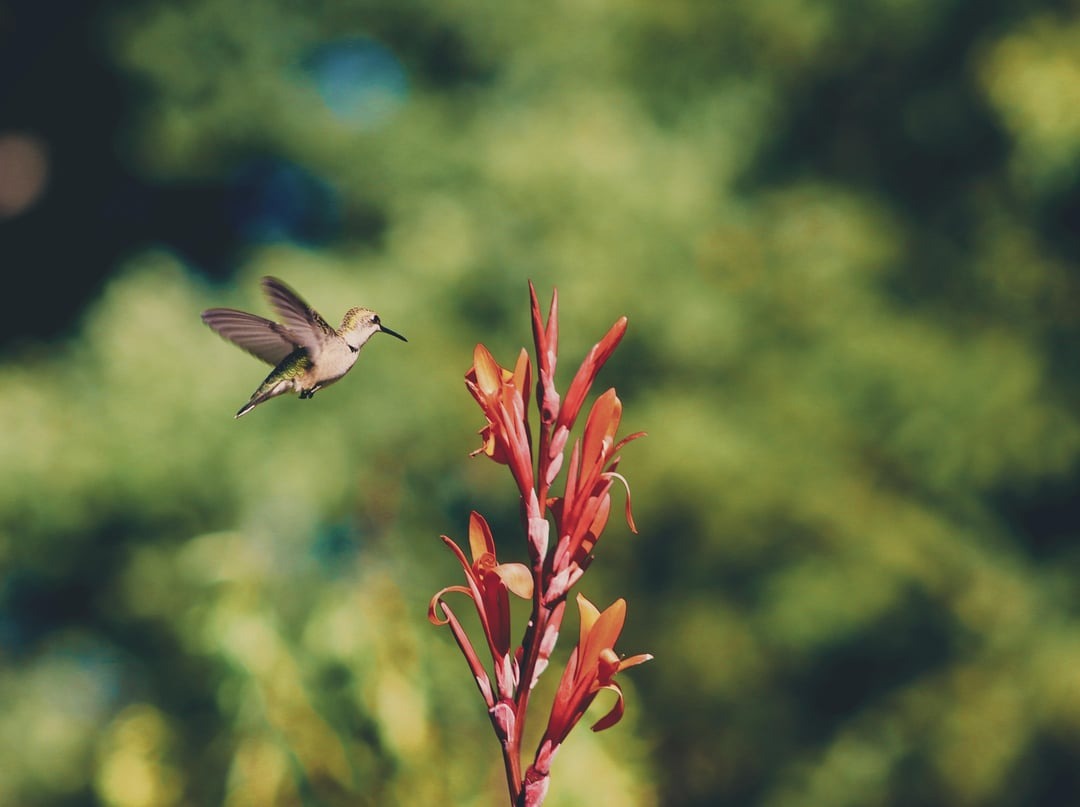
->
[[201, 308, 298, 366], [262, 276, 335, 359]]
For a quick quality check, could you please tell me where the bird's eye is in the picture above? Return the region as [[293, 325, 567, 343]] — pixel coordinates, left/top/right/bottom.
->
[[373, 315, 381, 324]]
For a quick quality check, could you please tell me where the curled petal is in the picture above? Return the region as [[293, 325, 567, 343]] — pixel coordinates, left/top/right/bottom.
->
[[589, 683, 626, 732], [427, 585, 473, 624], [437, 532, 514, 663], [592, 652, 653, 731], [606, 471, 638, 534], [436, 601, 494, 708]]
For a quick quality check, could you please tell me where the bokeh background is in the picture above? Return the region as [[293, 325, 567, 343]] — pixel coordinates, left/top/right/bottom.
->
[[3, 0, 1080, 805]]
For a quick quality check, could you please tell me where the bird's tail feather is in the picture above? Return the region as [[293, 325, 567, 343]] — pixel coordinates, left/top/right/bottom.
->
[[235, 384, 281, 418]]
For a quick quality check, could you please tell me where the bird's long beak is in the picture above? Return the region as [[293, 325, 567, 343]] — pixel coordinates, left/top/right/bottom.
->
[[380, 323, 408, 342]]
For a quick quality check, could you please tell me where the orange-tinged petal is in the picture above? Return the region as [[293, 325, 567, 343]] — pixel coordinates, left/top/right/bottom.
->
[[427, 585, 473, 624], [468, 511, 496, 562], [473, 343, 502, 394], [589, 683, 626, 732], [606, 471, 637, 534], [495, 562, 534, 599], [617, 653, 654, 672], [580, 598, 627, 672], [512, 347, 531, 394], [576, 593, 601, 649], [582, 389, 621, 470]]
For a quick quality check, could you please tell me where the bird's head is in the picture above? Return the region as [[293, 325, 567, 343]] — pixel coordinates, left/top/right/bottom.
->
[[341, 307, 408, 350]]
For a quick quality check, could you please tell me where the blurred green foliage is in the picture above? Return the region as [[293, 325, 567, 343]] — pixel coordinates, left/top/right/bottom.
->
[[3, 0, 1080, 805]]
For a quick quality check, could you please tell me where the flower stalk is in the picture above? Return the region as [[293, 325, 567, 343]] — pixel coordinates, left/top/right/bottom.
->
[[429, 283, 651, 806]]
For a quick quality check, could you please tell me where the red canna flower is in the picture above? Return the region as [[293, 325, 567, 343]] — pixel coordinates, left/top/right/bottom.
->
[[524, 594, 652, 802], [544, 594, 652, 743], [429, 511, 533, 702], [546, 388, 645, 602], [433, 284, 651, 807], [466, 345, 535, 505]]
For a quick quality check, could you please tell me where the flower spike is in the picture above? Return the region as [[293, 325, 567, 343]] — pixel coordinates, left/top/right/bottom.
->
[[432, 284, 649, 807]]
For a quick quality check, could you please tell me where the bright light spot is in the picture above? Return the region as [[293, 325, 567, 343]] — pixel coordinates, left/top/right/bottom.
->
[[0, 132, 49, 218], [96, 705, 183, 807], [306, 38, 409, 129]]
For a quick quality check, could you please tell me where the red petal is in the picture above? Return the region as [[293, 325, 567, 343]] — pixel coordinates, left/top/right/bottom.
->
[[440, 534, 476, 579], [557, 317, 627, 434], [589, 683, 626, 732], [481, 570, 512, 655], [437, 601, 495, 708], [606, 471, 638, 534], [581, 389, 621, 473], [617, 653, 654, 672], [574, 492, 611, 558], [529, 283, 559, 367]]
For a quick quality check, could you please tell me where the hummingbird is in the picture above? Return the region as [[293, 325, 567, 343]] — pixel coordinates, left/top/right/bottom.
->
[[201, 276, 407, 418]]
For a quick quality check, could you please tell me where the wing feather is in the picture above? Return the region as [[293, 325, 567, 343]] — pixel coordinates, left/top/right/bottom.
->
[[261, 276, 334, 359], [201, 308, 298, 366]]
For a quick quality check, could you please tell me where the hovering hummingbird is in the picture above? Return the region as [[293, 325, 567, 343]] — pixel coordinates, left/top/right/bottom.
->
[[202, 276, 407, 418]]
